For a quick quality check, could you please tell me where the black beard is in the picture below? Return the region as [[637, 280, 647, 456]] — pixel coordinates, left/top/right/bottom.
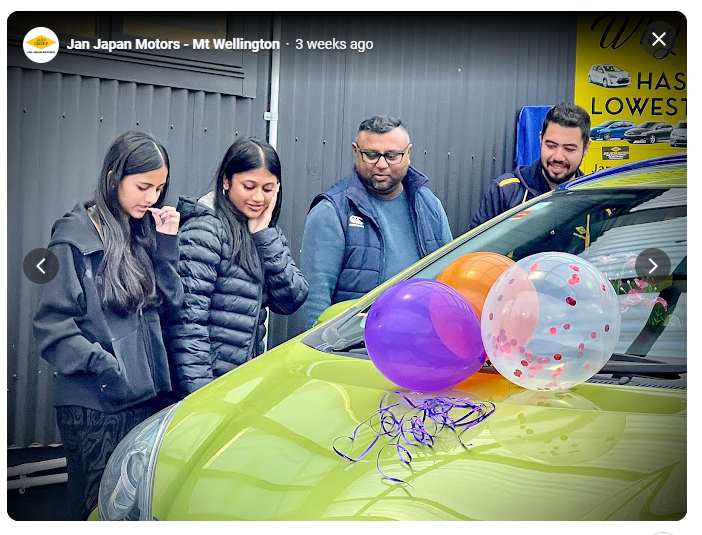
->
[[359, 174, 403, 198], [541, 163, 579, 185], [545, 169, 577, 184]]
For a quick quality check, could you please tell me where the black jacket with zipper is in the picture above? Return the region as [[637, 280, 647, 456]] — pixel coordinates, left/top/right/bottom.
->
[[33, 202, 184, 413], [470, 159, 585, 228], [164, 193, 309, 397]]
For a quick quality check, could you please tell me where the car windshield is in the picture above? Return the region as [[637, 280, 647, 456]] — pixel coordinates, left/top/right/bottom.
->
[[311, 187, 687, 387], [595, 121, 615, 127], [676, 122, 687, 129], [638, 122, 658, 128], [603, 65, 622, 72]]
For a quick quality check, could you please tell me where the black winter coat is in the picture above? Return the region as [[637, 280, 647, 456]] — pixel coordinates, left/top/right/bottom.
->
[[470, 159, 585, 229], [165, 193, 308, 397], [33, 202, 184, 413]]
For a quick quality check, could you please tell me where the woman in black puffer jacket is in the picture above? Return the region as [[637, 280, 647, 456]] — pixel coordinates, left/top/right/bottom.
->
[[165, 137, 308, 397]]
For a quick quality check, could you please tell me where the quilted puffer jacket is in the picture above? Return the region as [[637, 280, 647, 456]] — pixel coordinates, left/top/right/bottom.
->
[[164, 192, 308, 397]]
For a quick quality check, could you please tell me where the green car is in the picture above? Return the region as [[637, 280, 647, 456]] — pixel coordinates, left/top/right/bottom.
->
[[92, 155, 687, 521]]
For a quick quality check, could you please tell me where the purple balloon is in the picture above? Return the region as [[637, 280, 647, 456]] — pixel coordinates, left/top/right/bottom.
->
[[365, 279, 485, 392]]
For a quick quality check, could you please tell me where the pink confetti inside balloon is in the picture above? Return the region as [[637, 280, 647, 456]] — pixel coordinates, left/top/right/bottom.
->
[[481, 252, 621, 391]]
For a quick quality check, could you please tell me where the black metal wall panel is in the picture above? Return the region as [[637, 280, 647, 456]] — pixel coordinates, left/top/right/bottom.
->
[[7, 37, 271, 447], [8, 11, 578, 448], [268, 12, 577, 345]]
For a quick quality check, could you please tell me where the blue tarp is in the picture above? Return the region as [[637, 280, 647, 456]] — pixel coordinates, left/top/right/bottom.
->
[[516, 105, 552, 167]]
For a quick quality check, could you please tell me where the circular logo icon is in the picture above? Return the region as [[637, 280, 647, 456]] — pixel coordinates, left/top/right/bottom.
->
[[23, 27, 60, 64], [23, 248, 60, 284]]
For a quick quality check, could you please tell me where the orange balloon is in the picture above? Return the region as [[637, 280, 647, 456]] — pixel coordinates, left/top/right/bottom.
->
[[436, 252, 515, 320]]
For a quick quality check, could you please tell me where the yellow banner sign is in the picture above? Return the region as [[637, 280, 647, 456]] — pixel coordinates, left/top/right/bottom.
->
[[575, 13, 686, 174]]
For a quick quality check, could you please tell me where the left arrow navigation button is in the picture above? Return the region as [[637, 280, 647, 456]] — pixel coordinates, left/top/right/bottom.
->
[[23, 248, 59, 284]]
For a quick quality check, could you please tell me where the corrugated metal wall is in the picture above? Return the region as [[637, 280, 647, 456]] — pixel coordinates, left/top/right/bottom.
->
[[7, 35, 272, 447], [269, 12, 578, 345], [8, 12, 578, 448]]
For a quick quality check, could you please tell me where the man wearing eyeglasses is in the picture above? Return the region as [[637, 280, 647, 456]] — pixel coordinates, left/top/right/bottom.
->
[[300, 115, 453, 329]]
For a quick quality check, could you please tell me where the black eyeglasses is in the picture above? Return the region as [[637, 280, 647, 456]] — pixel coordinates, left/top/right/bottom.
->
[[355, 143, 411, 165]]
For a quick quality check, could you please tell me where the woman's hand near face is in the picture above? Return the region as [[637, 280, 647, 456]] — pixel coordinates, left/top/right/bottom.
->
[[150, 206, 180, 235], [248, 184, 279, 234]]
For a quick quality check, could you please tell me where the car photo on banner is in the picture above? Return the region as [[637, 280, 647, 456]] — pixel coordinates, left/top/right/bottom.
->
[[624, 121, 675, 144], [587, 64, 632, 88], [670, 121, 687, 147], [90, 155, 686, 522], [590, 120, 637, 141]]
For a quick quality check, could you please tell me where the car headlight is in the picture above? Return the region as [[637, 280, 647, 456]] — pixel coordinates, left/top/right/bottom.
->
[[98, 402, 181, 521]]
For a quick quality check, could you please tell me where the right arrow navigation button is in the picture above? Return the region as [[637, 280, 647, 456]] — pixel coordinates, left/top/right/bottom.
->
[[635, 248, 671, 280], [648, 258, 658, 275]]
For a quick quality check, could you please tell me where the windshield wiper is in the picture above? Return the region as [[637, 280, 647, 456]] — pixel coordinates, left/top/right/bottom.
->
[[330, 339, 366, 352], [321, 322, 365, 352], [324, 335, 686, 380], [596, 362, 686, 379], [596, 353, 686, 380]]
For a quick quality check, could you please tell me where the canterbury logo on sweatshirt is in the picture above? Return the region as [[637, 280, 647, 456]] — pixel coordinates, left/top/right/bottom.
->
[[349, 215, 364, 228]]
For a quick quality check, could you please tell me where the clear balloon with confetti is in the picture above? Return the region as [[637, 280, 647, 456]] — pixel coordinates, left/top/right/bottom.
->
[[481, 252, 621, 391]]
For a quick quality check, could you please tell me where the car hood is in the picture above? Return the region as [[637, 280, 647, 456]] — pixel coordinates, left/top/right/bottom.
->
[[152, 341, 686, 521]]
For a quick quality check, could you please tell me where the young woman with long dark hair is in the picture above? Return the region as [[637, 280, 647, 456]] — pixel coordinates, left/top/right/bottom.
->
[[33, 131, 183, 520], [165, 137, 308, 397]]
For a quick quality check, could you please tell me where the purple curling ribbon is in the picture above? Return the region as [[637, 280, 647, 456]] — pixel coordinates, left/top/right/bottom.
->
[[333, 391, 496, 485]]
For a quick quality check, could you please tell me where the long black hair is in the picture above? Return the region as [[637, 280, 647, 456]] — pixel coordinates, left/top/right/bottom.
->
[[93, 131, 170, 315], [213, 137, 282, 277]]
